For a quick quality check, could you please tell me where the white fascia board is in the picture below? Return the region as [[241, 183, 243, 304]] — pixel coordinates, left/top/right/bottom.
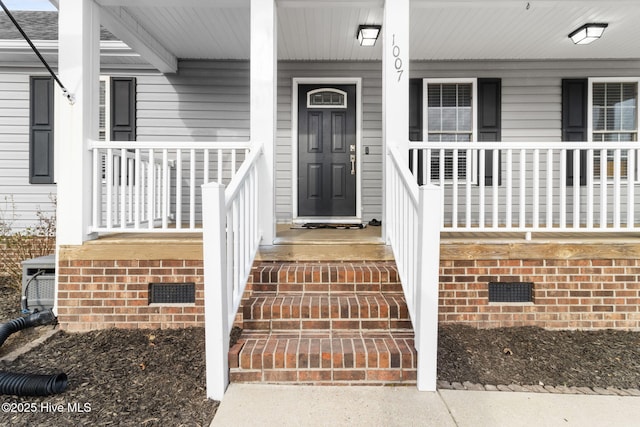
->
[[0, 40, 139, 60], [98, 5, 177, 74]]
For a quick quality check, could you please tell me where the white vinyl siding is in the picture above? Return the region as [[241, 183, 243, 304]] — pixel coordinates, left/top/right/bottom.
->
[[0, 71, 55, 231], [4, 59, 640, 231], [136, 61, 250, 142]]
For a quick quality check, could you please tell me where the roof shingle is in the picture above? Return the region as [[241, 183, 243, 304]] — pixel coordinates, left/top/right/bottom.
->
[[0, 10, 117, 41]]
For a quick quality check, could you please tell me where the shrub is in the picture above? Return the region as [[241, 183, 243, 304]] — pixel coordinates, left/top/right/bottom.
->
[[0, 195, 56, 290]]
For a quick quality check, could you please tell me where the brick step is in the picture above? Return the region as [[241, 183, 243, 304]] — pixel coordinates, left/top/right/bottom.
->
[[229, 330, 417, 385], [250, 261, 402, 294], [243, 294, 412, 331]]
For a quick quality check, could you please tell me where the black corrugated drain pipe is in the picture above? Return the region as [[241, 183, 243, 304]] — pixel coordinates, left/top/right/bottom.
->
[[0, 310, 68, 396]]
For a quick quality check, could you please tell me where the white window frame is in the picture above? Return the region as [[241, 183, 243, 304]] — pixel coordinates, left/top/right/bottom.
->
[[588, 77, 640, 183], [423, 78, 478, 183], [306, 88, 348, 109]]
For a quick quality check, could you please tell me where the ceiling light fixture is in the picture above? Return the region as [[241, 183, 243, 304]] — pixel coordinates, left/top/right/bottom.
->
[[357, 25, 381, 47], [568, 23, 608, 45]]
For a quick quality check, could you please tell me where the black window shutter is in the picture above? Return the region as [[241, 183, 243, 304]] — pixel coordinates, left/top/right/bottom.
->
[[478, 78, 502, 186], [408, 78, 424, 184], [111, 77, 136, 141], [29, 76, 54, 184], [562, 79, 587, 186], [409, 78, 423, 142]]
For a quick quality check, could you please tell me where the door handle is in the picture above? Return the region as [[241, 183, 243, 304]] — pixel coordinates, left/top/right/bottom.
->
[[350, 155, 356, 175]]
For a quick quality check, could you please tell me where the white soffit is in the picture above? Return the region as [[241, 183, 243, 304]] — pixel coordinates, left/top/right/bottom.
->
[[98, 0, 640, 62], [410, 1, 640, 60]]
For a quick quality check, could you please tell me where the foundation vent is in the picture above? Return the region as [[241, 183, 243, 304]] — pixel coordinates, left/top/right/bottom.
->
[[488, 282, 533, 303], [149, 283, 195, 304]]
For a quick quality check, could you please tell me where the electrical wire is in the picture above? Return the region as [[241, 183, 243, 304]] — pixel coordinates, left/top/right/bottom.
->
[[0, 1, 74, 103]]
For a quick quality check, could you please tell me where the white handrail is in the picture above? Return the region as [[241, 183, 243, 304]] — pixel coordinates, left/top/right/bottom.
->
[[409, 141, 640, 150], [202, 142, 264, 401], [386, 144, 441, 392], [409, 141, 640, 233], [89, 140, 251, 150], [90, 141, 251, 233]]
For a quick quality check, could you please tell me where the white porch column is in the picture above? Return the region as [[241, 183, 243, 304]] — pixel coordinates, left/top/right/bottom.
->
[[383, 0, 410, 153], [251, 0, 277, 245], [57, 0, 100, 245], [382, 0, 410, 241]]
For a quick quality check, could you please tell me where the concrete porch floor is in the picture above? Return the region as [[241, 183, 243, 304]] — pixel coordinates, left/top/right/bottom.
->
[[257, 224, 391, 261]]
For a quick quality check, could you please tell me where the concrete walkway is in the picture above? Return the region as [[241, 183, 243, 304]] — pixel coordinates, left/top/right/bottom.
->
[[211, 384, 640, 427]]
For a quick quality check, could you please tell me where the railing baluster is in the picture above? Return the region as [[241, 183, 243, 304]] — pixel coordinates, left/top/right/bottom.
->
[[106, 148, 113, 229], [586, 149, 594, 229], [627, 149, 635, 228], [479, 149, 485, 228], [492, 149, 499, 228], [465, 148, 471, 229], [424, 149, 430, 186], [92, 149, 99, 229], [519, 149, 526, 228], [190, 149, 196, 229], [218, 149, 223, 184], [147, 149, 155, 230], [128, 156, 134, 224], [134, 150, 141, 229], [162, 150, 169, 229], [573, 147, 581, 228], [452, 149, 458, 228], [506, 149, 512, 229], [533, 149, 539, 229], [560, 149, 566, 229], [176, 149, 182, 229], [614, 149, 621, 229], [546, 149, 553, 229], [140, 159, 146, 223], [120, 149, 127, 229], [600, 148, 607, 228], [232, 149, 237, 177], [204, 149, 210, 184]]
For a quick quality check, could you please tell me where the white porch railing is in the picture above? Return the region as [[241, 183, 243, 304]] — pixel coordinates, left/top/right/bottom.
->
[[202, 143, 263, 400], [409, 141, 640, 233], [90, 141, 250, 233], [386, 144, 441, 392]]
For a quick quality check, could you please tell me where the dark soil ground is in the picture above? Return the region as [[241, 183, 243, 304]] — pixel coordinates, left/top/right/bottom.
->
[[438, 324, 640, 389], [1, 280, 639, 426]]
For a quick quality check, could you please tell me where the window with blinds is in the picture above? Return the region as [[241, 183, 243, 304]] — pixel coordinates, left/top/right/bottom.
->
[[427, 83, 472, 180], [592, 82, 638, 179]]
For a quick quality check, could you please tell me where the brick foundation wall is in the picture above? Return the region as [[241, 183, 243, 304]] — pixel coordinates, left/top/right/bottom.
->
[[56, 238, 640, 332], [57, 244, 205, 331], [439, 257, 640, 330]]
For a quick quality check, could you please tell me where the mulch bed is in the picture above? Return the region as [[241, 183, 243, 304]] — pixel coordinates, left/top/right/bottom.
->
[[438, 324, 640, 389], [0, 281, 639, 426], [0, 328, 217, 426]]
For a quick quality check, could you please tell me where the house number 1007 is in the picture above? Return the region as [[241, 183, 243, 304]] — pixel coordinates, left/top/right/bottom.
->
[[392, 34, 404, 82]]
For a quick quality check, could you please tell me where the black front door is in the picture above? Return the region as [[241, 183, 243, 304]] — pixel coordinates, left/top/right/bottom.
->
[[298, 84, 357, 217]]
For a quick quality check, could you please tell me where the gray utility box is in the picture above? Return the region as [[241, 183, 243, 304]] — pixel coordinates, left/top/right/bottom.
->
[[22, 254, 56, 312]]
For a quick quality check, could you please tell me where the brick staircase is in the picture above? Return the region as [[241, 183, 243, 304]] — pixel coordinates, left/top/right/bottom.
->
[[229, 261, 417, 385]]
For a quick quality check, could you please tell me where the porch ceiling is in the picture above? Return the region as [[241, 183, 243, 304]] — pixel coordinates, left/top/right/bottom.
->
[[94, 0, 640, 65]]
